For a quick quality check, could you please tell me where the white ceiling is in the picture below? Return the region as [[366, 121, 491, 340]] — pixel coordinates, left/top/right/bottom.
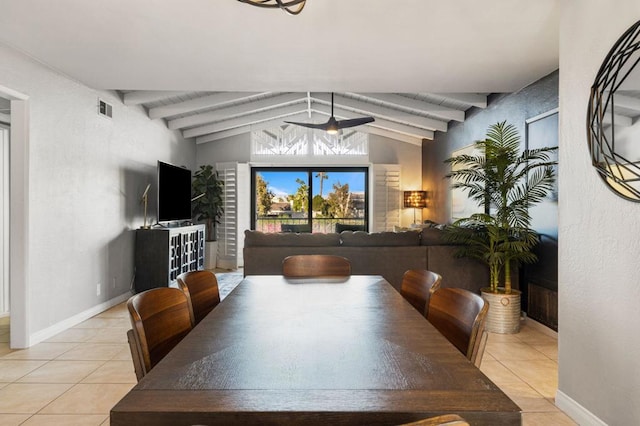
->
[[0, 0, 560, 143]]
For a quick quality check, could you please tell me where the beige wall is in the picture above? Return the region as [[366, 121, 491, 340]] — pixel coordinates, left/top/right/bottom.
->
[[557, 1, 640, 424]]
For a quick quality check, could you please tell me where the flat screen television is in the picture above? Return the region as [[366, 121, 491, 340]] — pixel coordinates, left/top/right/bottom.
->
[[157, 161, 192, 223]]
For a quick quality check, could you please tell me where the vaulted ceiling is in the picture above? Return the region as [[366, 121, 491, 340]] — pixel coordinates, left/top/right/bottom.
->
[[121, 91, 488, 145], [0, 0, 560, 144]]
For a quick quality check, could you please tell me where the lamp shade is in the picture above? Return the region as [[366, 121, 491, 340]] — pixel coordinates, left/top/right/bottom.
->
[[404, 191, 427, 208]]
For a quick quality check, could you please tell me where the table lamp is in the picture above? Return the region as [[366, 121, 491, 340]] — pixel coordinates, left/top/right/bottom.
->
[[404, 190, 427, 224]]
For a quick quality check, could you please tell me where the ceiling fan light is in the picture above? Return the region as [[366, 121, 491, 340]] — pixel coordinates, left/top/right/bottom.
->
[[326, 126, 339, 135]]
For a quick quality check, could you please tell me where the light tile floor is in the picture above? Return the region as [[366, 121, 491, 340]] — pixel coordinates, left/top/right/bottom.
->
[[0, 274, 576, 425]]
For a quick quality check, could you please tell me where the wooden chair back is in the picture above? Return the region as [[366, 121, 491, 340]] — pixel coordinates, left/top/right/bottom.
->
[[126, 329, 146, 381], [127, 287, 195, 374], [427, 287, 488, 364], [280, 224, 312, 233], [400, 269, 442, 317], [471, 329, 489, 368], [282, 255, 351, 278], [177, 270, 221, 325], [400, 414, 469, 425]]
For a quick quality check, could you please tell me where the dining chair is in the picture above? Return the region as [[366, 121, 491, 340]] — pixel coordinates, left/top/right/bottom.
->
[[399, 414, 469, 425], [471, 328, 489, 368], [127, 287, 195, 374], [280, 223, 312, 233], [426, 287, 489, 366], [400, 269, 442, 317], [177, 270, 221, 325], [126, 329, 146, 381], [282, 254, 351, 278]]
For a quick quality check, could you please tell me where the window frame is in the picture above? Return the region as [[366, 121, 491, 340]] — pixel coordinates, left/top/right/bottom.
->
[[250, 166, 369, 233]]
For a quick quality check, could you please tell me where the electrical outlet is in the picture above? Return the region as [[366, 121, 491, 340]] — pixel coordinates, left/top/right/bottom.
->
[[97, 283, 101, 296]]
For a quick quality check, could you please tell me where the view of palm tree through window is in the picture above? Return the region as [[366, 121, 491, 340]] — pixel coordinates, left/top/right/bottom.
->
[[252, 167, 368, 233]]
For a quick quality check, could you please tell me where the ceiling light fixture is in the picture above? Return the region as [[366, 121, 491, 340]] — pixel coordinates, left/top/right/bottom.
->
[[285, 93, 375, 134], [237, 0, 306, 15]]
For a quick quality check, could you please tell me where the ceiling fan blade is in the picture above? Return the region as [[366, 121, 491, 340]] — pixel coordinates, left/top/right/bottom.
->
[[284, 120, 329, 130], [336, 116, 375, 129]]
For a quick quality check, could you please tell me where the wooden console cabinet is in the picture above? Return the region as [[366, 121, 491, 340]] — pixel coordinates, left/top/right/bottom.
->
[[134, 224, 205, 293]]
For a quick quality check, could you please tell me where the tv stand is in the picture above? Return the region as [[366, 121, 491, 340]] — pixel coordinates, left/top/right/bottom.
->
[[134, 224, 205, 293]]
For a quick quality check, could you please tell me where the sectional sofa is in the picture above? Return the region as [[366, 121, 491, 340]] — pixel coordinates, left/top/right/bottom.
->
[[243, 228, 509, 294]]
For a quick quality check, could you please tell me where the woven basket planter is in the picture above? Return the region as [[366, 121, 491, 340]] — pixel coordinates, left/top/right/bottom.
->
[[481, 288, 521, 334]]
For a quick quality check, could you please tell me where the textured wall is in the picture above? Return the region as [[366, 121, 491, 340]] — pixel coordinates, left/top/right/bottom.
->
[[423, 72, 558, 224], [0, 43, 195, 340], [557, 1, 640, 424]]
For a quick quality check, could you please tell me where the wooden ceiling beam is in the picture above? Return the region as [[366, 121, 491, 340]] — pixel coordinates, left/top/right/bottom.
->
[[149, 92, 270, 119], [183, 104, 308, 138], [312, 103, 435, 140], [169, 93, 306, 130], [311, 92, 448, 132], [122, 91, 191, 106], [352, 93, 465, 122], [195, 112, 324, 144]]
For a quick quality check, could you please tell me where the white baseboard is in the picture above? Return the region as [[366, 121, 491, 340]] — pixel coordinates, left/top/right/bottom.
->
[[28, 292, 132, 346], [556, 390, 607, 426]]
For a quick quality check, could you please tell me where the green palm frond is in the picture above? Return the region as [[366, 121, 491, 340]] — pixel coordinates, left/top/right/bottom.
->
[[443, 120, 558, 293]]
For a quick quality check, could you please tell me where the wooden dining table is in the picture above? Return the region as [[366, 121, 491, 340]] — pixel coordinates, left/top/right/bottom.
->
[[111, 275, 521, 425]]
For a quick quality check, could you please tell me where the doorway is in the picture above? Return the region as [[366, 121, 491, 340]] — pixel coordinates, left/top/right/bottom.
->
[[0, 84, 29, 348]]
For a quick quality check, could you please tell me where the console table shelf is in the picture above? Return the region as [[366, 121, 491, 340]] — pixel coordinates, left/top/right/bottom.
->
[[134, 224, 205, 293]]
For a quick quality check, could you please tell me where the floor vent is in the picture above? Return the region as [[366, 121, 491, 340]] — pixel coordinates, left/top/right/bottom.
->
[[98, 99, 113, 118]]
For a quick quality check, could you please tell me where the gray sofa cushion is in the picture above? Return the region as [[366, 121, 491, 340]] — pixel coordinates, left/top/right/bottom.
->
[[340, 230, 420, 247], [420, 227, 449, 246], [244, 230, 340, 247]]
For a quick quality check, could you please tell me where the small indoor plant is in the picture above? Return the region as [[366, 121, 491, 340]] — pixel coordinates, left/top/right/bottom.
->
[[444, 121, 557, 333], [192, 165, 224, 269]]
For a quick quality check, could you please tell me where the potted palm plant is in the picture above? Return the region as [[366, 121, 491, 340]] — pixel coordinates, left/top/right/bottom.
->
[[192, 165, 224, 269], [444, 121, 557, 333]]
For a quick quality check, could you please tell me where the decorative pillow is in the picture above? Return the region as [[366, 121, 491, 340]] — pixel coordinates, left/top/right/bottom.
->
[[340, 230, 420, 247], [393, 225, 421, 233], [409, 223, 434, 229], [244, 230, 340, 247]]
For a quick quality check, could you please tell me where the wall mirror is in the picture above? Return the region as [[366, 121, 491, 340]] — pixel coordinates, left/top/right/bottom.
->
[[588, 19, 640, 201]]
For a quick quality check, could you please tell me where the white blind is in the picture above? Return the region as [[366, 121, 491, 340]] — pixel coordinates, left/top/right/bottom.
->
[[216, 162, 238, 270], [371, 164, 401, 232]]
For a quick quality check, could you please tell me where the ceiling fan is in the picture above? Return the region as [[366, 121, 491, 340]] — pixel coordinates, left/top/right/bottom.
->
[[285, 93, 375, 135]]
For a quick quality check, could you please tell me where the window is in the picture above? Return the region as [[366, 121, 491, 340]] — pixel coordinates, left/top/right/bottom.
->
[[251, 167, 368, 233], [252, 127, 368, 159]]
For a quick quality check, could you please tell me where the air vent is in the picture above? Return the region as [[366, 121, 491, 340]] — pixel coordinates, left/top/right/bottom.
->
[[98, 99, 113, 118]]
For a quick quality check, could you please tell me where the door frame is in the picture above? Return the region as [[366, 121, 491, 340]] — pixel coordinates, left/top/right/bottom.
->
[[0, 84, 30, 348], [0, 124, 9, 315]]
